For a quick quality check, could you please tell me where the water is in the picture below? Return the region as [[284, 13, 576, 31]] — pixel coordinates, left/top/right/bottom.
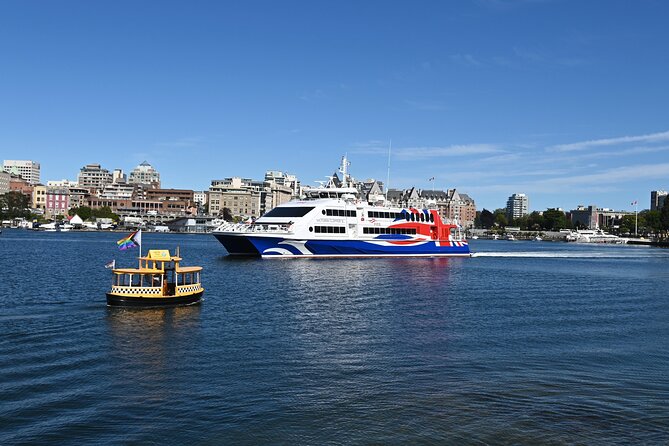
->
[[1, 230, 668, 444]]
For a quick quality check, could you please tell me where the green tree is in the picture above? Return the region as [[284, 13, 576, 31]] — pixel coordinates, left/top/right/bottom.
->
[[661, 203, 669, 237], [479, 209, 495, 229], [527, 211, 544, 231], [69, 206, 92, 221], [619, 215, 636, 234], [492, 208, 508, 227], [92, 206, 119, 221], [219, 207, 233, 222], [542, 208, 569, 230], [0, 191, 31, 219], [642, 210, 661, 234]]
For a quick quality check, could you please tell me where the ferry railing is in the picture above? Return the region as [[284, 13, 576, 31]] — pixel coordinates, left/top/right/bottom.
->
[[215, 222, 293, 234]]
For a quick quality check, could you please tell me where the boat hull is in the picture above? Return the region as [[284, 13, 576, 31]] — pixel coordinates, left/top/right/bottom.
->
[[213, 232, 261, 256], [214, 233, 470, 258], [106, 291, 204, 307]]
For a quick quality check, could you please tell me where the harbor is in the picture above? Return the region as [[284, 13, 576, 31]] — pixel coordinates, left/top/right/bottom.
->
[[1, 230, 668, 444]]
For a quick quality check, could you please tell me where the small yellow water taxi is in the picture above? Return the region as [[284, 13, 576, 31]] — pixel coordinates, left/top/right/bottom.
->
[[107, 249, 204, 307]]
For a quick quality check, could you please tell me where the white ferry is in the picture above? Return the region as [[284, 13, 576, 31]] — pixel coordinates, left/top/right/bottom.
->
[[212, 156, 470, 258]]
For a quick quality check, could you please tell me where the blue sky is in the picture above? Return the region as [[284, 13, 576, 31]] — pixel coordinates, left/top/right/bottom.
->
[[1, 0, 668, 212]]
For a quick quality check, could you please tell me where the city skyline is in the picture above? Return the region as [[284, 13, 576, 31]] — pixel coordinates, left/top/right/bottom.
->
[[2, 1, 668, 212]]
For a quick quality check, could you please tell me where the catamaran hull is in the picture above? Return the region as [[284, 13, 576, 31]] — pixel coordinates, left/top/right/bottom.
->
[[214, 234, 470, 258], [213, 233, 261, 256]]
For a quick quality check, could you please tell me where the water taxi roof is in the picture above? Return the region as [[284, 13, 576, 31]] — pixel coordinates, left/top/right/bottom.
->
[[139, 249, 181, 262]]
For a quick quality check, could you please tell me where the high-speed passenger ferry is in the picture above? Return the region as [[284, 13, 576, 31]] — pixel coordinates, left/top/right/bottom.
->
[[212, 157, 470, 258]]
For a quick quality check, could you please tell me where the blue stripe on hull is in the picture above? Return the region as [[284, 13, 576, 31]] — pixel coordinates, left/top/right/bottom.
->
[[248, 237, 470, 257]]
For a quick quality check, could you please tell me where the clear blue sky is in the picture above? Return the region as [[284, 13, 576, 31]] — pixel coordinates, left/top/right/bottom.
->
[[1, 0, 668, 212]]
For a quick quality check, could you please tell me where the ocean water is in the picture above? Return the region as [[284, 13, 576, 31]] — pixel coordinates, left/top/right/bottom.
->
[[0, 230, 668, 445]]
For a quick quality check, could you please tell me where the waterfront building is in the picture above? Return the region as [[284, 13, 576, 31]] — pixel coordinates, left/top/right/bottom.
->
[[9, 174, 33, 197], [47, 179, 78, 187], [193, 191, 207, 207], [264, 170, 300, 196], [78, 164, 113, 192], [442, 189, 476, 229], [68, 187, 91, 209], [570, 205, 598, 229], [0, 171, 10, 194], [128, 161, 160, 188], [208, 177, 262, 219], [112, 169, 127, 184], [506, 193, 529, 221], [45, 186, 70, 218], [650, 190, 667, 211], [3, 160, 41, 185], [359, 179, 385, 202], [146, 189, 196, 214], [32, 184, 47, 210], [98, 183, 136, 200], [386, 187, 477, 228], [597, 208, 634, 229]]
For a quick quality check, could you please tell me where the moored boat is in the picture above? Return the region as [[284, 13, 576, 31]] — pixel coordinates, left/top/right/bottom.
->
[[106, 249, 204, 307]]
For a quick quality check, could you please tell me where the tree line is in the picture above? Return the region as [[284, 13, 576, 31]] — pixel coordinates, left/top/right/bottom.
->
[[475, 206, 669, 236]]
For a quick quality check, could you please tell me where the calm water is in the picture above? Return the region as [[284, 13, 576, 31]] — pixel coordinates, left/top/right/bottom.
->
[[0, 230, 668, 445]]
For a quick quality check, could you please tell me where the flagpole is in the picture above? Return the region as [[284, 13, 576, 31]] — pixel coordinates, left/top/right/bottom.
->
[[635, 201, 638, 236]]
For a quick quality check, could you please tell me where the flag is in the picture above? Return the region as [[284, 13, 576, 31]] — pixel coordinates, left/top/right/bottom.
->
[[104, 259, 116, 269], [428, 177, 435, 181], [117, 229, 142, 251], [631, 200, 638, 206]]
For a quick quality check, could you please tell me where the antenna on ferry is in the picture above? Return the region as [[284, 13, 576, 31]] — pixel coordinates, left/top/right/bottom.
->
[[385, 139, 392, 202], [340, 154, 351, 188]]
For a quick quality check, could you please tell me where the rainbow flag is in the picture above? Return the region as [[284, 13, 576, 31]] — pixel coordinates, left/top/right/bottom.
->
[[117, 229, 142, 251]]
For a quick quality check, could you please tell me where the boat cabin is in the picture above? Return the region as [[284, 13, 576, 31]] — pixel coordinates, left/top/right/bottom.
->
[[109, 249, 202, 299]]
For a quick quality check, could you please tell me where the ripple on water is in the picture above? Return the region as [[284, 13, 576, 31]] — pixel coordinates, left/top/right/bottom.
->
[[0, 233, 668, 444]]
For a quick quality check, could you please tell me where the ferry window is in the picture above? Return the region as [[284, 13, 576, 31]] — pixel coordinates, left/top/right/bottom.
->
[[430, 214, 434, 223], [263, 206, 315, 218], [309, 227, 313, 232], [405, 213, 410, 221], [322, 210, 326, 215], [420, 213, 424, 222], [410, 214, 415, 222]]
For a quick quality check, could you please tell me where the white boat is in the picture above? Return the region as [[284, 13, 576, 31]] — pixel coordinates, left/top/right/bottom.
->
[[573, 229, 627, 244], [506, 234, 516, 241], [212, 156, 470, 258]]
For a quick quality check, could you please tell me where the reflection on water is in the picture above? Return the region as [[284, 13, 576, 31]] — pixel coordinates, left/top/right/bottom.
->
[[105, 305, 202, 377], [1, 232, 668, 444]]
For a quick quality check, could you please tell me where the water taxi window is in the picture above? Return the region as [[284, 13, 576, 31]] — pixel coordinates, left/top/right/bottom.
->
[[430, 214, 434, 223], [263, 206, 315, 218]]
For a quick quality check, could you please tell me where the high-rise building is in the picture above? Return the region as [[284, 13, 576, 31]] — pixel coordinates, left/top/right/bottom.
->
[[0, 171, 10, 194], [2, 160, 41, 184], [78, 164, 113, 192], [651, 190, 668, 211], [570, 205, 598, 229], [112, 169, 127, 184], [129, 161, 160, 188], [506, 193, 529, 220]]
